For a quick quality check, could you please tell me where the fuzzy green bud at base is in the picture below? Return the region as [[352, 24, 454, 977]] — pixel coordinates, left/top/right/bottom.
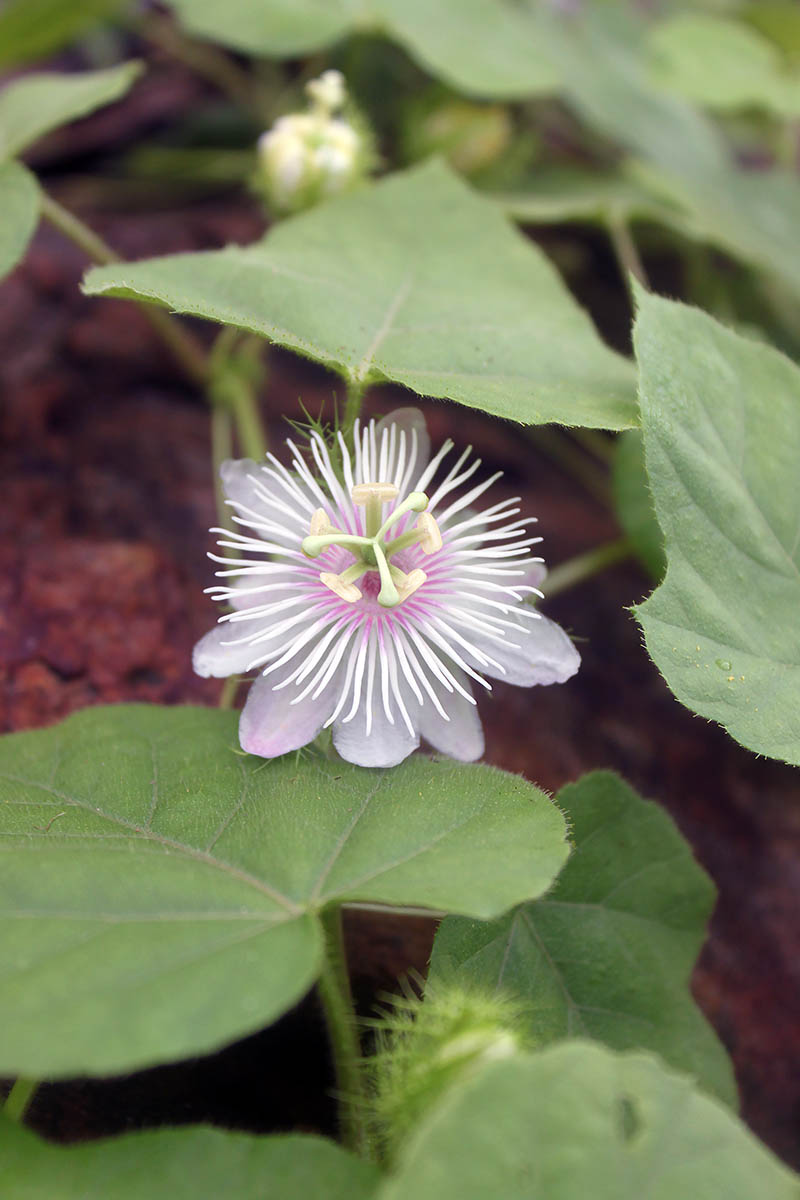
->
[[367, 982, 529, 1163]]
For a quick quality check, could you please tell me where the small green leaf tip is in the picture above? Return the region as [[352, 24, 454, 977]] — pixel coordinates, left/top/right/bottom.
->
[[367, 979, 530, 1163]]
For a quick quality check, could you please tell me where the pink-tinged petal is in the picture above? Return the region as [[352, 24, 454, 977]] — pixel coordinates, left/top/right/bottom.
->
[[524, 562, 547, 591], [333, 700, 419, 768], [193, 625, 261, 678], [239, 672, 337, 758], [419, 671, 484, 762], [375, 407, 430, 485], [467, 613, 580, 687], [219, 458, 262, 512]]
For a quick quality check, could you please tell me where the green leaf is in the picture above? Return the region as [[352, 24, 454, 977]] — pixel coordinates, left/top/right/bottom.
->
[[430, 770, 736, 1106], [0, 1119, 379, 1200], [612, 429, 666, 581], [379, 1042, 800, 1200], [0, 703, 568, 1076], [83, 160, 635, 430], [536, 9, 800, 301], [168, 0, 558, 98], [648, 14, 800, 117], [633, 291, 800, 766], [0, 0, 125, 70], [0, 62, 142, 162], [0, 161, 39, 281]]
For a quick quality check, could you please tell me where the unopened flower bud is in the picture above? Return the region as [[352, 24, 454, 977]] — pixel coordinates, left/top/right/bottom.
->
[[368, 982, 529, 1161], [256, 72, 371, 216]]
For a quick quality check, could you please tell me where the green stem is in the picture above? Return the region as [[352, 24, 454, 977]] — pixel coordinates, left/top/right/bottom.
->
[[543, 537, 632, 598], [606, 209, 649, 300], [342, 380, 366, 444], [317, 907, 370, 1156], [530, 427, 610, 505], [38, 191, 209, 387], [224, 373, 268, 461], [570, 427, 615, 465], [3, 1077, 38, 1123], [217, 676, 240, 710]]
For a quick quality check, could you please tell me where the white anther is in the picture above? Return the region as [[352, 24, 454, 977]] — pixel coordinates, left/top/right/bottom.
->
[[320, 572, 362, 603], [416, 512, 443, 555], [351, 482, 399, 506], [310, 508, 337, 536], [396, 568, 427, 601]]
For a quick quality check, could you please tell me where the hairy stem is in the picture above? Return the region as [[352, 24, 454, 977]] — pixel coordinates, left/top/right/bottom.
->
[[317, 907, 370, 1156], [3, 1077, 38, 1123], [607, 210, 649, 299], [39, 190, 209, 386], [543, 537, 632, 598], [342, 380, 366, 444]]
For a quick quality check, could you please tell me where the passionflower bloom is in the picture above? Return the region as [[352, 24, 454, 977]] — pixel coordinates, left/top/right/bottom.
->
[[194, 409, 579, 768]]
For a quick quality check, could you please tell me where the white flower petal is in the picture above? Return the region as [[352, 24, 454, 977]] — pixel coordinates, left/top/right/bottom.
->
[[333, 697, 419, 768], [464, 613, 580, 686], [418, 671, 484, 762], [220, 458, 262, 511], [375, 407, 430, 488], [239, 672, 337, 758], [193, 625, 261, 678]]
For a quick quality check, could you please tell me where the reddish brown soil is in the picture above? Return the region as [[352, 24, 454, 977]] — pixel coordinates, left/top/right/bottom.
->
[[1, 74, 798, 1169]]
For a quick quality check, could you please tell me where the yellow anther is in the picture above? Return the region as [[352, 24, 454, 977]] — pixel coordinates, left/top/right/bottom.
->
[[416, 512, 443, 555], [310, 507, 337, 536], [320, 572, 362, 603], [351, 481, 399, 537], [351, 482, 399, 505], [396, 568, 427, 601]]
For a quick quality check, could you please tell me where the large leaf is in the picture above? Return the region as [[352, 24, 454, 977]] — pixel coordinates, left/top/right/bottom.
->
[[648, 13, 800, 117], [0, 62, 142, 162], [379, 1043, 800, 1200], [633, 290, 800, 766], [0, 1119, 379, 1200], [0, 704, 568, 1076], [0, 161, 39, 281], [168, 0, 559, 98], [0, 0, 125, 70], [430, 771, 735, 1105], [535, 8, 800, 300], [84, 160, 635, 429]]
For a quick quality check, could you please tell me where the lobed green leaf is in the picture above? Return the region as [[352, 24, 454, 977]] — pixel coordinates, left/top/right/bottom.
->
[[379, 1042, 799, 1200], [634, 290, 800, 765], [0, 704, 568, 1076], [83, 160, 635, 430], [0, 1118, 379, 1200], [430, 771, 735, 1105]]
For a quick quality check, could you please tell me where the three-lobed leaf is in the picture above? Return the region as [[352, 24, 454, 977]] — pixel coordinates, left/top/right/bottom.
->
[[0, 703, 569, 1077], [633, 290, 800, 766], [0, 1119, 379, 1200], [379, 1042, 799, 1200], [0, 161, 39, 282], [430, 770, 736, 1105], [83, 160, 635, 430], [0, 62, 142, 162]]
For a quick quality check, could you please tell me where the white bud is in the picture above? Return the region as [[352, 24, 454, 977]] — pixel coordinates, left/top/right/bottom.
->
[[256, 73, 367, 215]]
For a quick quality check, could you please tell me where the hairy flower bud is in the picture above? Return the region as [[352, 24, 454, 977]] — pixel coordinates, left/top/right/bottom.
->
[[256, 70, 370, 215], [368, 982, 528, 1161]]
